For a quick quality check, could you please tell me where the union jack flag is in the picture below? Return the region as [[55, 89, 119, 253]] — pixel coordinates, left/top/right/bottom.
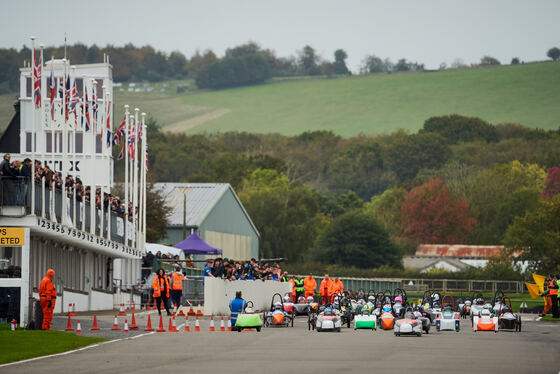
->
[[145, 143, 149, 171], [33, 51, 42, 108], [70, 80, 79, 124], [105, 100, 111, 148], [58, 76, 64, 115], [82, 91, 90, 131], [91, 89, 98, 131], [117, 142, 125, 160], [64, 76, 71, 121], [128, 120, 136, 160], [49, 64, 55, 120]]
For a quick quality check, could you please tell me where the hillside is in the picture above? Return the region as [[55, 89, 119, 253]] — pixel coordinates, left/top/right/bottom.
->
[[1, 62, 559, 136]]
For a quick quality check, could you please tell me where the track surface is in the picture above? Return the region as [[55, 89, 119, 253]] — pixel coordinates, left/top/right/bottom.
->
[[4, 313, 560, 374]]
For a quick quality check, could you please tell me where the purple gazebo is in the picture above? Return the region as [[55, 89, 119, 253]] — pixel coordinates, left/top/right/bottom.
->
[[173, 233, 222, 255]]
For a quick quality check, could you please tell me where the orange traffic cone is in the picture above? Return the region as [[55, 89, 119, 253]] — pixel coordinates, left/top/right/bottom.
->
[[124, 319, 129, 333], [130, 313, 139, 330], [167, 317, 175, 332], [118, 304, 126, 316], [91, 315, 100, 331], [177, 303, 185, 317], [145, 315, 154, 332], [196, 302, 203, 317], [65, 315, 74, 331], [184, 316, 190, 332], [76, 320, 82, 334], [195, 315, 200, 332], [156, 315, 166, 332], [187, 302, 195, 316], [209, 316, 215, 332], [220, 316, 225, 331], [227, 316, 232, 331], [111, 315, 121, 330], [68, 303, 77, 316]]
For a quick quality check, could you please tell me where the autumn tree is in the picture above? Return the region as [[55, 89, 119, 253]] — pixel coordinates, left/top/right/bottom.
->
[[542, 165, 560, 200], [400, 177, 476, 244]]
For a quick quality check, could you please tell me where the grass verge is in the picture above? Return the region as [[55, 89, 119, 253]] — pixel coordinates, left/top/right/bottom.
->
[[540, 316, 560, 322], [0, 324, 107, 365]]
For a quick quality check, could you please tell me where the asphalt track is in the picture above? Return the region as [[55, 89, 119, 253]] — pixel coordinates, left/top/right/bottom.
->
[[4, 312, 560, 374]]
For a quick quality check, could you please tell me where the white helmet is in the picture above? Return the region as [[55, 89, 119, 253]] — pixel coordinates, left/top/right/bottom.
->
[[283, 295, 291, 303], [368, 295, 375, 303], [245, 306, 254, 313], [307, 296, 314, 303]]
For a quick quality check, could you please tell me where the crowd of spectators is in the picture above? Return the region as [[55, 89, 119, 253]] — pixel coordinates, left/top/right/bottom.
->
[[203, 258, 284, 281], [0, 265, 22, 278], [0, 153, 137, 221]]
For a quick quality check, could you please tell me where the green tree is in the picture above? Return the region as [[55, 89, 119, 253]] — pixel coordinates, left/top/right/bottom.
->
[[314, 210, 401, 268], [421, 114, 498, 144], [547, 47, 560, 61], [467, 161, 546, 244], [503, 195, 560, 273], [298, 45, 320, 75], [384, 132, 451, 181], [238, 169, 326, 260], [480, 56, 501, 66], [333, 49, 350, 75], [360, 54, 389, 73], [319, 191, 364, 218]]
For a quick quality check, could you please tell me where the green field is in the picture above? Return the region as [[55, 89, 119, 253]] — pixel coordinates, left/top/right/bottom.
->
[[1, 62, 559, 136], [0, 324, 106, 364]]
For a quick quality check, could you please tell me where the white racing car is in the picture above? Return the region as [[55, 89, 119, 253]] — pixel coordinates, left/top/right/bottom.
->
[[435, 295, 460, 332], [394, 307, 423, 337], [315, 307, 342, 332]]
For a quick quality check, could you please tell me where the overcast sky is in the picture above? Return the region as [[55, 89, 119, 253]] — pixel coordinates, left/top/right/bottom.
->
[[1, 0, 558, 71]]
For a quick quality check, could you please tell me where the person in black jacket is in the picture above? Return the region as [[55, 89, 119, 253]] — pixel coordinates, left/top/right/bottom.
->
[[0, 154, 15, 205]]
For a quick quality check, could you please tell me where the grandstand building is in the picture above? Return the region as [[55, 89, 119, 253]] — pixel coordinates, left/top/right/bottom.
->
[[0, 47, 145, 325]]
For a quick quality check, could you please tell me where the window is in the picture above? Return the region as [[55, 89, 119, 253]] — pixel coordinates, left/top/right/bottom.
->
[[96, 134, 102, 153], [75, 133, 83, 154], [55, 132, 62, 153], [25, 132, 35, 152], [45, 132, 52, 153], [26, 77, 31, 98]]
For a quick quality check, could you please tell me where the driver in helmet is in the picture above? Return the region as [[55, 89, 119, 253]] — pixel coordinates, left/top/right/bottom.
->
[[324, 307, 335, 316]]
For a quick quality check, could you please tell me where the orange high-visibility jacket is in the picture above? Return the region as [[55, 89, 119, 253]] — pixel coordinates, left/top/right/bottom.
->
[[304, 276, 317, 292], [152, 274, 170, 298], [320, 278, 332, 296], [330, 279, 344, 295], [39, 276, 57, 301], [289, 278, 296, 295], [171, 272, 185, 290], [549, 279, 559, 296]]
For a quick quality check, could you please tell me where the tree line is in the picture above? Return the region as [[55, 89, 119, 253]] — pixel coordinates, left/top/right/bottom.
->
[[134, 115, 560, 275], [3, 42, 558, 93]]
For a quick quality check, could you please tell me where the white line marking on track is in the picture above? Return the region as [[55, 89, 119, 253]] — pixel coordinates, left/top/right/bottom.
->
[[0, 331, 155, 368]]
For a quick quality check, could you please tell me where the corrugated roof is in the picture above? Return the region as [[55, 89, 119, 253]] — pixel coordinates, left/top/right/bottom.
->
[[154, 183, 258, 235], [415, 244, 503, 258]]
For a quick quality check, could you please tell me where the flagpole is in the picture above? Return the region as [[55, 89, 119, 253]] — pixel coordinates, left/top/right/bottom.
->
[[80, 76, 86, 232], [99, 84, 106, 237], [90, 79, 96, 235], [132, 108, 139, 249], [129, 114, 134, 246], [30, 37, 36, 216], [61, 58, 68, 226], [106, 91, 111, 240], [38, 45, 46, 218], [124, 105, 129, 245], [71, 66, 77, 226], [141, 112, 147, 252]]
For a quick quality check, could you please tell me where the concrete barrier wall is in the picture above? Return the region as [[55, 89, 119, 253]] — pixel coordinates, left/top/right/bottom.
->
[[62, 289, 89, 312], [204, 278, 292, 316], [91, 289, 114, 311]]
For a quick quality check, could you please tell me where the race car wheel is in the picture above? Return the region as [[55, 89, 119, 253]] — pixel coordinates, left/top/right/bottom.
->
[[256, 327, 261, 332], [518, 319, 522, 332], [317, 327, 322, 332], [424, 328, 429, 334], [347, 320, 350, 328], [237, 327, 242, 332], [337, 327, 341, 333], [394, 332, 400, 336]]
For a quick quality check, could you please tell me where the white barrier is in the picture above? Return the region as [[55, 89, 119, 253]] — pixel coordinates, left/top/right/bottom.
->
[[204, 277, 292, 316]]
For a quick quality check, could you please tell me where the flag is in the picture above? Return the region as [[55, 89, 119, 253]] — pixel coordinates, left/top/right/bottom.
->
[[83, 91, 90, 132], [58, 76, 65, 115], [70, 80, 79, 124], [128, 119, 136, 159], [105, 100, 111, 148], [116, 115, 126, 137], [117, 142, 125, 160], [92, 88, 98, 131], [49, 63, 55, 120], [65, 75, 71, 121], [145, 143, 149, 171], [33, 50, 42, 108]]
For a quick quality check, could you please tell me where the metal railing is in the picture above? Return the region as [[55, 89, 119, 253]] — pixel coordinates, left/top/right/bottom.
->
[[0, 177, 137, 249]]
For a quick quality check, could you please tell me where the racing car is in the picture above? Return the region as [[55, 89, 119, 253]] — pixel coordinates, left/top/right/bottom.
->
[[412, 304, 431, 334], [473, 304, 498, 332], [263, 293, 294, 328], [234, 301, 263, 332], [394, 307, 422, 336], [315, 306, 342, 332], [497, 296, 521, 332], [292, 296, 312, 316], [354, 308, 376, 330], [435, 294, 460, 332], [380, 302, 395, 330]]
